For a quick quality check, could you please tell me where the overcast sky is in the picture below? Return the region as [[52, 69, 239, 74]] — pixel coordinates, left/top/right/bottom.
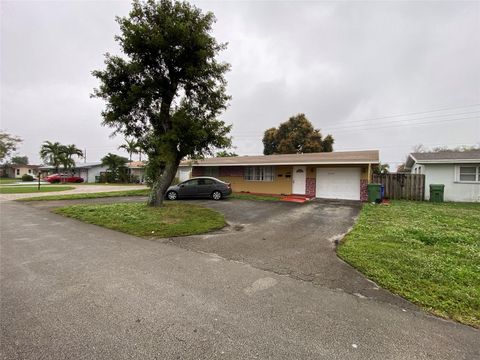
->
[[1, 0, 479, 168]]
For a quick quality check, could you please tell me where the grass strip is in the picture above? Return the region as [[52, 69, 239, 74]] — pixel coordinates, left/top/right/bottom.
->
[[54, 202, 225, 238], [17, 189, 150, 201], [0, 186, 74, 194], [338, 200, 480, 328]]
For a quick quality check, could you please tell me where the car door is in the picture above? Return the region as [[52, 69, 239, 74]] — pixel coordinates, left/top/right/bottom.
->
[[178, 179, 198, 198], [197, 178, 215, 197]]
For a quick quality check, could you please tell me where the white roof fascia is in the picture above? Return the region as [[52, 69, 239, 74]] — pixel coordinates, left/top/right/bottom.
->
[[414, 159, 480, 164]]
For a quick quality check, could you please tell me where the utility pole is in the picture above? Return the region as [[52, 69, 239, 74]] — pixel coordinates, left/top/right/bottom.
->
[[84, 148, 87, 163]]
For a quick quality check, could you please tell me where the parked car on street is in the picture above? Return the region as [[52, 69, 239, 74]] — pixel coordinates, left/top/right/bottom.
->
[[45, 174, 84, 183], [166, 177, 232, 200]]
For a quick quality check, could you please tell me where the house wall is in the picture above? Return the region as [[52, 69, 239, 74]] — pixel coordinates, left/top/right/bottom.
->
[[82, 165, 108, 183], [8, 166, 38, 179], [191, 164, 370, 198], [423, 163, 480, 202], [129, 168, 145, 182], [217, 165, 293, 195]]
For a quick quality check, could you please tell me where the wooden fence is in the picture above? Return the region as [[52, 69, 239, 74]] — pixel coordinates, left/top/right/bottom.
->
[[372, 173, 425, 200]]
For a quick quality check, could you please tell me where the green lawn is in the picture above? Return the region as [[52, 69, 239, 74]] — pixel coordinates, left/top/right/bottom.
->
[[54, 202, 225, 238], [0, 186, 74, 194], [230, 192, 282, 201], [0, 178, 18, 184], [17, 189, 150, 201], [338, 201, 480, 328]]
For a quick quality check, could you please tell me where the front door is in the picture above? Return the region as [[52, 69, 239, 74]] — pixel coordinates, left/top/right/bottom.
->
[[292, 166, 306, 194]]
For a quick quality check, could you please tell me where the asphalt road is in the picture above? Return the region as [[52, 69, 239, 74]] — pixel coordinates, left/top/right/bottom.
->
[[1, 200, 479, 359]]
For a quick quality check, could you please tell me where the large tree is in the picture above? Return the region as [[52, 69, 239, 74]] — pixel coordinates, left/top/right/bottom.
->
[[93, 0, 231, 206], [0, 131, 22, 163], [262, 114, 334, 155]]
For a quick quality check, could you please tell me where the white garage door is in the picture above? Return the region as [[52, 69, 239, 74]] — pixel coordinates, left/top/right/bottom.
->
[[316, 167, 361, 200]]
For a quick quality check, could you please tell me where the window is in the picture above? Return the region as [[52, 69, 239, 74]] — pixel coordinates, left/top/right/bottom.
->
[[183, 179, 199, 186], [16, 169, 20, 175], [458, 166, 479, 182], [244, 166, 274, 181], [204, 167, 219, 177]]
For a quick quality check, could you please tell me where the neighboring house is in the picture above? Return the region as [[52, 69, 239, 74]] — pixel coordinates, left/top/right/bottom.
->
[[39, 162, 108, 183], [2, 164, 39, 179], [405, 150, 480, 202], [179, 150, 379, 201], [127, 161, 146, 183]]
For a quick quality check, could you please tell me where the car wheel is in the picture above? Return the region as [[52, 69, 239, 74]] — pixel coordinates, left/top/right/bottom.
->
[[167, 191, 178, 200], [211, 190, 222, 201]]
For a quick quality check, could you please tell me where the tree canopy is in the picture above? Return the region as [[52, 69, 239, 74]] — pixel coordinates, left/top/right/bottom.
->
[[216, 150, 238, 157], [118, 138, 140, 162], [0, 131, 22, 163], [92, 0, 231, 206], [40, 141, 83, 173], [10, 156, 29, 165], [101, 153, 129, 182], [262, 114, 334, 155], [372, 163, 390, 175]]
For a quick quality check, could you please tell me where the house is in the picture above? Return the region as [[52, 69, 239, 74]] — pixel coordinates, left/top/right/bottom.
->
[[2, 164, 39, 179], [179, 150, 379, 201], [127, 161, 146, 183], [39, 162, 108, 183], [405, 150, 480, 202]]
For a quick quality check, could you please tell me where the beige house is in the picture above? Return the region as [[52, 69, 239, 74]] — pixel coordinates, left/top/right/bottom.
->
[[2, 164, 39, 179], [179, 150, 379, 201]]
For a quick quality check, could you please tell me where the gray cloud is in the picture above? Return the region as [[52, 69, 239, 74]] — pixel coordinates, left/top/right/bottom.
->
[[1, 0, 479, 167]]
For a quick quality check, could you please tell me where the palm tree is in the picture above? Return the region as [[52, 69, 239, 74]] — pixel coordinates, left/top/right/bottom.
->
[[64, 144, 83, 161], [118, 139, 139, 162], [39, 141, 63, 173], [101, 153, 128, 182], [58, 151, 76, 182]]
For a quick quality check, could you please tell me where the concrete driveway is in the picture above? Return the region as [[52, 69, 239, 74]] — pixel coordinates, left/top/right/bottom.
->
[[170, 199, 413, 308], [1, 199, 479, 359]]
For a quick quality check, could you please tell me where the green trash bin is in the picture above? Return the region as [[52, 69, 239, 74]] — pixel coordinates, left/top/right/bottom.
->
[[367, 183, 382, 202], [429, 184, 445, 202]]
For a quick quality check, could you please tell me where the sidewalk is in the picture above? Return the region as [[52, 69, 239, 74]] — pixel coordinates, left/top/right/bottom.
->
[[0, 184, 148, 201]]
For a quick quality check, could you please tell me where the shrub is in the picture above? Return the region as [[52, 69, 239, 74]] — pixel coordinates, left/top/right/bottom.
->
[[21, 174, 34, 182]]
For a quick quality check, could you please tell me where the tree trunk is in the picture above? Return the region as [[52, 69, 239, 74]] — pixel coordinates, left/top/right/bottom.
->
[[147, 156, 180, 207]]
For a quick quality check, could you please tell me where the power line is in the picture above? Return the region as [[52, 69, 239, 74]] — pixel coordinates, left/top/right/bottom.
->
[[232, 109, 480, 135], [232, 115, 479, 138]]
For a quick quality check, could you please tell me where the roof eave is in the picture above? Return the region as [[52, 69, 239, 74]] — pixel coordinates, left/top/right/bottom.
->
[[180, 160, 379, 167], [414, 159, 480, 164]]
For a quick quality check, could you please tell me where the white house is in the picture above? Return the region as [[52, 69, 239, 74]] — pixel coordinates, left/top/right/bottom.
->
[[406, 150, 480, 202], [40, 162, 108, 183]]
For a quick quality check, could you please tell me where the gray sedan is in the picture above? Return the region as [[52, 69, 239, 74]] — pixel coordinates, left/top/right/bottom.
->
[[165, 177, 232, 200]]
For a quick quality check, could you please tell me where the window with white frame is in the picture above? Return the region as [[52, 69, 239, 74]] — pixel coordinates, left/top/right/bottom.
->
[[244, 166, 274, 181], [457, 165, 479, 182]]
